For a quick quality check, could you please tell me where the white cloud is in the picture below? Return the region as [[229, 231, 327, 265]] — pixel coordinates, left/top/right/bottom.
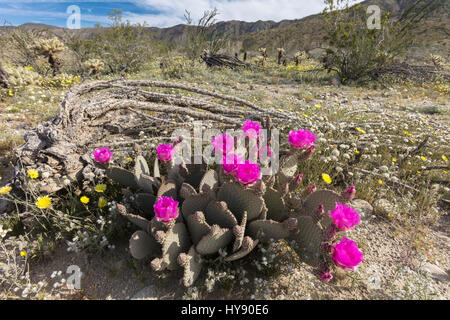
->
[[129, 0, 330, 26]]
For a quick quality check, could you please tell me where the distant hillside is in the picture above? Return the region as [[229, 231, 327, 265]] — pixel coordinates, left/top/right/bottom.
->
[[236, 0, 449, 55], [0, 0, 448, 58]]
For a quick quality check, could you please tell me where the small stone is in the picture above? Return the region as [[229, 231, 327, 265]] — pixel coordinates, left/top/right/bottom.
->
[[373, 199, 395, 216], [350, 199, 373, 221], [420, 263, 449, 283]]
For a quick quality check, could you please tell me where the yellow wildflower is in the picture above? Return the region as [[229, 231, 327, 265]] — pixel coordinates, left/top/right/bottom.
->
[[20, 250, 27, 257], [315, 104, 322, 109], [354, 149, 360, 154], [125, 157, 133, 163], [442, 155, 448, 162], [94, 184, 107, 193], [378, 179, 383, 185], [8, 90, 13, 96], [80, 196, 90, 204], [392, 158, 397, 162], [35, 196, 51, 209], [356, 127, 366, 134], [303, 114, 309, 118], [0, 186, 12, 195], [322, 174, 332, 184], [443, 170, 448, 174], [27, 169, 39, 179], [98, 198, 107, 208], [420, 156, 426, 161]]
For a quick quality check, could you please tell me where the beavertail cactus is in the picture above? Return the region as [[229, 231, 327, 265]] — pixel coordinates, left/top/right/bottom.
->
[[104, 119, 364, 287]]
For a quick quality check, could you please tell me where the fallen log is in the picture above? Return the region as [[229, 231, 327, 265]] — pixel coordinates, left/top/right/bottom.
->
[[12, 79, 292, 194], [201, 52, 254, 69]]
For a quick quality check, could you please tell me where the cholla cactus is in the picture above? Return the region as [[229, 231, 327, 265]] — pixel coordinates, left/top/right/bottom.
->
[[294, 51, 307, 66], [83, 58, 105, 79], [5, 65, 42, 88], [105, 119, 363, 287], [33, 37, 66, 76], [430, 54, 445, 69], [277, 48, 286, 65]]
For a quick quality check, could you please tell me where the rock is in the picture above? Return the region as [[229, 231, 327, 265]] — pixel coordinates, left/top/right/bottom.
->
[[0, 198, 12, 215], [350, 199, 373, 221], [420, 263, 449, 282], [373, 199, 395, 216], [130, 285, 158, 300]]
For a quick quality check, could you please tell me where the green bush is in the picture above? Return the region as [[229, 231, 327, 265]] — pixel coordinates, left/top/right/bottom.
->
[[322, 0, 442, 83]]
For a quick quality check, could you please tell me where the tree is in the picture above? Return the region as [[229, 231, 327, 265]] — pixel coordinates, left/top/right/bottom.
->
[[183, 9, 230, 60], [321, 0, 442, 83]]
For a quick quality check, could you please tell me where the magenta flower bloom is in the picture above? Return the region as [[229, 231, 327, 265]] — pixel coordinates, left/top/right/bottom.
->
[[242, 120, 262, 139], [329, 202, 360, 231], [154, 197, 179, 223], [288, 129, 317, 150], [211, 134, 235, 156], [296, 173, 304, 184], [221, 153, 244, 176], [332, 237, 364, 271], [156, 144, 174, 162], [236, 160, 262, 186], [93, 147, 113, 164]]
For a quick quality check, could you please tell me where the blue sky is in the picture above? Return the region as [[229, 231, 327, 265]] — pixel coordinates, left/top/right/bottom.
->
[[0, 0, 343, 28]]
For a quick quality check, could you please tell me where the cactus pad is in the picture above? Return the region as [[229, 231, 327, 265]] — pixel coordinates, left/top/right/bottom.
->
[[301, 190, 342, 227], [204, 201, 238, 229], [217, 183, 264, 222], [264, 187, 290, 222], [157, 179, 178, 199], [248, 218, 298, 242], [152, 222, 192, 271], [291, 216, 325, 267], [178, 246, 203, 287], [107, 167, 140, 189], [199, 169, 219, 194], [196, 225, 233, 255], [185, 211, 212, 245]]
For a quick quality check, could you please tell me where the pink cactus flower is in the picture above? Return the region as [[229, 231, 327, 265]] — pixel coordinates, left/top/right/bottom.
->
[[332, 237, 364, 271], [236, 160, 262, 186], [242, 120, 262, 139], [211, 134, 235, 156], [93, 147, 113, 164], [288, 129, 317, 150], [296, 173, 304, 184], [329, 202, 360, 231], [221, 153, 244, 176], [306, 184, 317, 195], [341, 185, 356, 202], [318, 271, 333, 283], [156, 144, 174, 163], [154, 197, 179, 223]]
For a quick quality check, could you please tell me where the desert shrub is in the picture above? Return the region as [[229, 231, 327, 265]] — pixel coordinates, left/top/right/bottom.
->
[[183, 8, 230, 60], [83, 58, 105, 79], [4, 27, 43, 69], [73, 10, 154, 75], [32, 37, 66, 76], [4, 65, 42, 89], [322, 0, 442, 83]]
